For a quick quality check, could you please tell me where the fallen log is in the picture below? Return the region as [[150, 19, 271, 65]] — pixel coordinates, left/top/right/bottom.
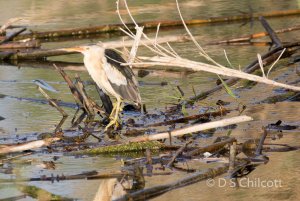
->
[[13, 9, 300, 40]]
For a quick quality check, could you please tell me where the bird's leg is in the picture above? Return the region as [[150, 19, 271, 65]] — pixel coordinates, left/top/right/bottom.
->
[[113, 98, 122, 130], [105, 98, 121, 131], [109, 102, 117, 118]]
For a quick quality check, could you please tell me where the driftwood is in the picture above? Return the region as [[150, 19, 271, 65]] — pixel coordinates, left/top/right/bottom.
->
[[0, 138, 60, 154], [13, 9, 300, 40], [130, 116, 252, 142]]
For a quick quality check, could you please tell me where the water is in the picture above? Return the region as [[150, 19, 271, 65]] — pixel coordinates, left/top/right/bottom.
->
[[0, 0, 300, 200]]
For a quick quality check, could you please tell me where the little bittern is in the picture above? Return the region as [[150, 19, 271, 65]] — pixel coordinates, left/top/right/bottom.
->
[[61, 44, 141, 130]]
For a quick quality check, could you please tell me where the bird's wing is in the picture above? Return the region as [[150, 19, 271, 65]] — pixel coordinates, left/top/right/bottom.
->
[[103, 49, 141, 104], [104, 49, 135, 80]]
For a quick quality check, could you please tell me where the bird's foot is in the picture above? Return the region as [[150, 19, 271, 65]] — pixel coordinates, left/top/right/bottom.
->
[[104, 116, 120, 131]]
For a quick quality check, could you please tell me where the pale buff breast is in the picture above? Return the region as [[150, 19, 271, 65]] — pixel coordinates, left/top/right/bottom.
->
[[83, 53, 121, 99]]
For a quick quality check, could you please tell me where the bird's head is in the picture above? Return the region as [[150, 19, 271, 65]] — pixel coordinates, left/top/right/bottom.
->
[[60, 44, 104, 56]]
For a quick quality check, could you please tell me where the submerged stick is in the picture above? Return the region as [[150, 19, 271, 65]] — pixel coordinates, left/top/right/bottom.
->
[[255, 127, 268, 156], [166, 140, 192, 168], [130, 116, 252, 142], [184, 137, 236, 157], [259, 16, 282, 48], [115, 165, 229, 201], [210, 24, 300, 44], [228, 141, 237, 173]]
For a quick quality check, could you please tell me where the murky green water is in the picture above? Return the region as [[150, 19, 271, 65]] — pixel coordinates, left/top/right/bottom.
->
[[0, 0, 300, 200]]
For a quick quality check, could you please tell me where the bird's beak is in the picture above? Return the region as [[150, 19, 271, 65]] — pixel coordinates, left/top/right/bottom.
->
[[59, 47, 85, 53]]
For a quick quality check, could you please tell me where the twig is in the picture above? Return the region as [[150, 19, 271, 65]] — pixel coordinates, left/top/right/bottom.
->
[[259, 16, 282, 48], [53, 64, 84, 106], [166, 140, 193, 168], [38, 86, 68, 117], [75, 75, 95, 115], [255, 127, 268, 156], [128, 26, 144, 67], [54, 116, 68, 133]]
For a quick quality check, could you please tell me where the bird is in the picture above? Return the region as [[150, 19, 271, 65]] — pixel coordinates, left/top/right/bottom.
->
[[61, 44, 141, 130]]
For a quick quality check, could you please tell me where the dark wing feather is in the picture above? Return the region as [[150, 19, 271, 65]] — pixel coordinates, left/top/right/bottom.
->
[[104, 49, 135, 80], [104, 49, 141, 104], [109, 81, 141, 105]]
